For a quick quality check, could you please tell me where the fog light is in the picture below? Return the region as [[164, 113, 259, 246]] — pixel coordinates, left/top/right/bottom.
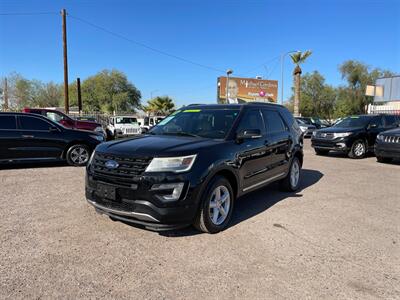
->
[[151, 183, 185, 201]]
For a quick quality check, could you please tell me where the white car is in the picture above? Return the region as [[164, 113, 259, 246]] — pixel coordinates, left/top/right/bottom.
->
[[141, 116, 166, 132], [106, 116, 141, 139]]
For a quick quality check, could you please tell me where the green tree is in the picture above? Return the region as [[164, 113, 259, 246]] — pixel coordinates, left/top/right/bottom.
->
[[336, 60, 394, 116], [143, 96, 175, 115], [74, 69, 141, 113], [290, 50, 312, 116]]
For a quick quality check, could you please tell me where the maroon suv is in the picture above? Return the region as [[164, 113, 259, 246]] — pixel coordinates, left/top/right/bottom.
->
[[22, 108, 105, 136]]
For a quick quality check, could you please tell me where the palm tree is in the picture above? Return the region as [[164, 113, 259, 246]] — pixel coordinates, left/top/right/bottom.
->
[[290, 50, 312, 116], [143, 96, 175, 115]]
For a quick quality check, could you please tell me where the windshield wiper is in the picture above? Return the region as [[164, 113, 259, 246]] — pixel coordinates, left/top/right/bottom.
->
[[163, 132, 200, 138]]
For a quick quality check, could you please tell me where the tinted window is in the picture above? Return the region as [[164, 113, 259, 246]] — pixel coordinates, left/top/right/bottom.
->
[[385, 115, 399, 127], [150, 109, 240, 139], [370, 116, 384, 128], [334, 116, 372, 128], [262, 109, 287, 133], [0, 115, 17, 130], [236, 109, 265, 135], [19, 116, 51, 131]]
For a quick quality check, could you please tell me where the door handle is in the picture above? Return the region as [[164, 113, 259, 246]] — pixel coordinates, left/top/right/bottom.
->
[[22, 135, 34, 138]]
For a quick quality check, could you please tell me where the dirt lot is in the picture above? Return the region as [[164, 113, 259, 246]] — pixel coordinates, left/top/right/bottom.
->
[[1, 141, 399, 299]]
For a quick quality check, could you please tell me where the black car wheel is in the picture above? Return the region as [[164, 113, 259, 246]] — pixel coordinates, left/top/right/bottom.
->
[[348, 140, 366, 159], [376, 156, 392, 163], [194, 176, 234, 234], [315, 148, 330, 155], [280, 157, 301, 192], [66, 144, 90, 166]]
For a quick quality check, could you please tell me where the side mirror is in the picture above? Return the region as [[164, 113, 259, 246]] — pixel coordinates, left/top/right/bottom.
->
[[236, 129, 262, 141], [138, 122, 141, 126], [49, 126, 59, 133]]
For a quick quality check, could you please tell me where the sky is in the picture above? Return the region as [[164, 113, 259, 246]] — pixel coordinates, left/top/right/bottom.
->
[[0, 0, 399, 108]]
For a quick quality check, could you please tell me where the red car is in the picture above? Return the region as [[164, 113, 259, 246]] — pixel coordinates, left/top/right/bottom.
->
[[22, 108, 105, 136]]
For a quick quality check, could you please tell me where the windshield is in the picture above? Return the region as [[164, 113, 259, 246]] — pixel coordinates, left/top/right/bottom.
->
[[334, 116, 371, 128], [149, 108, 240, 139], [116, 117, 137, 124]]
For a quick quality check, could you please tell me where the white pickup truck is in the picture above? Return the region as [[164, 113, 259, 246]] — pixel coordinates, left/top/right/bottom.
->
[[106, 116, 141, 140]]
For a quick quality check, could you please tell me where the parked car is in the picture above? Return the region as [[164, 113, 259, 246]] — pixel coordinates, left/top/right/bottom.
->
[[22, 108, 106, 137], [106, 116, 141, 139], [0, 112, 104, 166], [295, 117, 328, 129], [296, 119, 316, 138], [85, 103, 303, 233], [311, 114, 400, 158], [141, 116, 166, 133], [375, 127, 400, 163]]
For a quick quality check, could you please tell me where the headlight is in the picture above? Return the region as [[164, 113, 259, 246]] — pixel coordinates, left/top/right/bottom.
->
[[299, 125, 308, 133], [90, 134, 104, 142], [94, 126, 105, 135], [376, 134, 384, 141], [333, 132, 352, 138], [88, 150, 96, 166], [312, 131, 317, 137], [145, 155, 197, 173]]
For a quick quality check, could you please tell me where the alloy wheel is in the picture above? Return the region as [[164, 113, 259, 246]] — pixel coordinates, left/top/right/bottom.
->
[[354, 142, 365, 157], [290, 159, 300, 188], [70, 147, 89, 164], [209, 185, 231, 225]]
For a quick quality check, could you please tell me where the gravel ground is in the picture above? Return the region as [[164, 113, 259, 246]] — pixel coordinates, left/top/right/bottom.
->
[[1, 141, 399, 299]]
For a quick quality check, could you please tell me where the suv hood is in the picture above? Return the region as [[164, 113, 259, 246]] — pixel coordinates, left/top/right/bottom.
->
[[318, 126, 364, 133], [96, 134, 226, 157], [75, 119, 102, 127], [381, 127, 400, 136]]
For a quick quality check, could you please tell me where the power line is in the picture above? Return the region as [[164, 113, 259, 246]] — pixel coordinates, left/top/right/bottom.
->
[[0, 12, 58, 16], [67, 14, 226, 74]]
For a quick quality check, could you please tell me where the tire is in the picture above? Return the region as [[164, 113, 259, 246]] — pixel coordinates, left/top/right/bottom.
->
[[377, 156, 392, 163], [280, 157, 302, 192], [315, 148, 330, 155], [194, 176, 234, 234], [66, 144, 90, 166], [348, 139, 366, 159]]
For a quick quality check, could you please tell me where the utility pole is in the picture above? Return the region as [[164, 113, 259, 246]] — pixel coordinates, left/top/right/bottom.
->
[[4, 77, 9, 110], [61, 8, 69, 113], [77, 78, 82, 114]]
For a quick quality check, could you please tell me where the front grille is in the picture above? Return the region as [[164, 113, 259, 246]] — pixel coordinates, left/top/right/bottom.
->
[[316, 132, 334, 139], [124, 128, 140, 134], [383, 136, 400, 143], [92, 153, 152, 185]]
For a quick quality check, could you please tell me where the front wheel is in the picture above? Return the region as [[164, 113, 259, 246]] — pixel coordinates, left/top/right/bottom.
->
[[348, 140, 366, 159], [280, 157, 301, 192], [66, 144, 90, 166], [194, 176, 234, 234]]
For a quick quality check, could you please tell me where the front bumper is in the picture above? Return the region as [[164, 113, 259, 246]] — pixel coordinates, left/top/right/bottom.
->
[[375, 141, 400, 159], [311, 137, 351, 152], [85, 171, 201, 230]]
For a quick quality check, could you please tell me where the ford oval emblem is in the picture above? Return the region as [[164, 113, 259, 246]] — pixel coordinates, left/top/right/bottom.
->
[[105, 160, 119, 169]]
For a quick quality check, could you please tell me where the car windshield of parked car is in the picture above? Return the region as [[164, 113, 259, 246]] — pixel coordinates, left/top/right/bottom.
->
[[149, 108, 240, 139], [116, 117, 137, 124], [334, 116, 371, 128]]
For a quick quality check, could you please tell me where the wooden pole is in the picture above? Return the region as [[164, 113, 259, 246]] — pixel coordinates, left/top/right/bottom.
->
[[61, 9, 69, 113], [77, 78, 82, 113]]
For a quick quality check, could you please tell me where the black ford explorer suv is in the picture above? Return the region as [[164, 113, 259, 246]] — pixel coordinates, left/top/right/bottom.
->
[[85, 103, 303, 233], [311, 114, 400, 159]]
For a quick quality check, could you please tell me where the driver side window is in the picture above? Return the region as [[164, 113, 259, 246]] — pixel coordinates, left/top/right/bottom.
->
[[236, 109, 265, 135]]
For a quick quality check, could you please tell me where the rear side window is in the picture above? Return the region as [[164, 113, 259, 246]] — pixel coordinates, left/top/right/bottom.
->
[[262, 109, 287, 133], [0, 115, 17, 130], [236, 109, 265, 135], [19, 116, 51, 131]]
